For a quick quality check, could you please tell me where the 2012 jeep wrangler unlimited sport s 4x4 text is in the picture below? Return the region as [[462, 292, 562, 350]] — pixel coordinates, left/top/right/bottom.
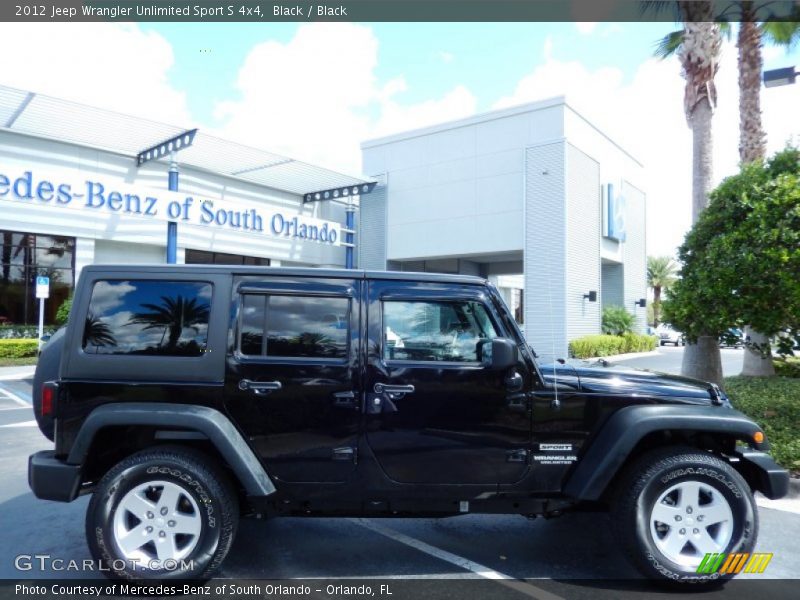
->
[[28, 265, 788, 584]]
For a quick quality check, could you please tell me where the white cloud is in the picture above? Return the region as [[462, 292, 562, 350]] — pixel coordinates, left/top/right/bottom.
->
[[575, 22, 598, 35], [438, 51, 455, 64], [0, 23, 190, 125], [371, 83, 476, 139], [492, 38, 800, 259], [214, 23, 476, 174], [88, 281, 136, 315]]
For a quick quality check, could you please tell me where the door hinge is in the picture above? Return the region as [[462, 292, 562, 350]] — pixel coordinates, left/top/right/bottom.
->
[[506, 449, 529, 463], [332, 446, 357, 464]]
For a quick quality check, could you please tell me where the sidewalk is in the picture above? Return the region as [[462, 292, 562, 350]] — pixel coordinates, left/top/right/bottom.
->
[[0, 366, 36, 380]]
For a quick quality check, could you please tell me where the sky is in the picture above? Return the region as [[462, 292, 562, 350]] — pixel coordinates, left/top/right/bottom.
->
[[0, 20, 798, 259]]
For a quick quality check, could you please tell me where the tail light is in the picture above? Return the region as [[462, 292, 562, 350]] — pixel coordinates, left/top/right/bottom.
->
[[40, 381, 57, 417]]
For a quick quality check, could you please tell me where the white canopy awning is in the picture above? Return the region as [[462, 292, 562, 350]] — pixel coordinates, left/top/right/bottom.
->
[[0, 84, 373, 197]]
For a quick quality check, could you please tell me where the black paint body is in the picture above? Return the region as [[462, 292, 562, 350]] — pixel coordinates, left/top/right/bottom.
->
[[43, 265, 766, 516]]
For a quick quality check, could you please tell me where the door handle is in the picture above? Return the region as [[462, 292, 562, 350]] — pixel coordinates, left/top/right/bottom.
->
[[506, 393, 528, 412], [373, 383, 415, 396], [332, 390, 357, 408], [238, 379, 282, 395]]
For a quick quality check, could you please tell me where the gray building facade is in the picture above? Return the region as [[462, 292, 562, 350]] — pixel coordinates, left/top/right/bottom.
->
[[359, 97, 647, 361]]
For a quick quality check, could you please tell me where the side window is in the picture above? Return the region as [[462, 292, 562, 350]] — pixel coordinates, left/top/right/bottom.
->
[[238, 294, 349, 359], [84, 280, 212, 357], [383, 300, 498, 362]]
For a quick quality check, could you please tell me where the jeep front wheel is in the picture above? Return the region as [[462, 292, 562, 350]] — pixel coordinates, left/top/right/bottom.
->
[[612, 447, 758, 586], [86, 446, 238, 580]]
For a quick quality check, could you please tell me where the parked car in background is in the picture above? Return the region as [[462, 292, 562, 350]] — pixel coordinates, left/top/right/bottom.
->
[[720, 328, 744, 348], [655, 324, 684, 346]]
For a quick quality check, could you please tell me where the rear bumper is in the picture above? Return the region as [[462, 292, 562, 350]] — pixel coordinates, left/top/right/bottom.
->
[[736, 449, 790, 500], [28, 450, 81, 502]]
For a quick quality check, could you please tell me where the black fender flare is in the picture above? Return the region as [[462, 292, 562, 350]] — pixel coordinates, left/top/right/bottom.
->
[[67, 402, 276, 497], [563, 404, 768, 501]]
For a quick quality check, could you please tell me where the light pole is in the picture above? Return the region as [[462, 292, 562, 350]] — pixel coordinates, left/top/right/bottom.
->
[[763, 66, 797, 88], [136, 129, 198, 264]]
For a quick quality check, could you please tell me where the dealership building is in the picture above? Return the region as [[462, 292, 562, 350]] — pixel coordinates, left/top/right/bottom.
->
[[1, 86, 645, 360], [0, 85, 373, 327], [359, 98, 647, 360]]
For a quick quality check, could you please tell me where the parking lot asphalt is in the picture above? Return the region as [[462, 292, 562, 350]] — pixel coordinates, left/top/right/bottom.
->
[[610, 345, 749, 377], [1, 370, 798, 599]]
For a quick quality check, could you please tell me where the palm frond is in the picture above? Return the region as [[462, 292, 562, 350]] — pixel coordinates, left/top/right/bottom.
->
[[654, 29, 684, 58], [761, 21, 800, 49], [640, 0, 682, 20]]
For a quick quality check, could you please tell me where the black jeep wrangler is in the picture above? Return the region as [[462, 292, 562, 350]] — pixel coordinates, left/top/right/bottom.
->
[[29, 265, 788, 584]]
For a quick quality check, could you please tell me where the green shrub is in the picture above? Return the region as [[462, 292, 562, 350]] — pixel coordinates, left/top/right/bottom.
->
[[622, 332, 659, 354], [602, 305, 636, 336], [570, 335, 625, 358], [774, 357, 800, 379], [724, 376, 800, 470], [0, 339, 38, 358], [56, 295, 73, 325], [569, 333, 657, 358]]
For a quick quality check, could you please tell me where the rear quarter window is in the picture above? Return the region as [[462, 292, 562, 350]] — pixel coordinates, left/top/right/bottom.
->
[[83, 280, 212, 357]]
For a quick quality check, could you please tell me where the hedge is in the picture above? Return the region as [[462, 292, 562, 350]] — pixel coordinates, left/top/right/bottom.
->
[[725, 376, 800, 471], [569, 333, 658, 359], [774, 357, 800, 379], [0, 339, 39, 358]]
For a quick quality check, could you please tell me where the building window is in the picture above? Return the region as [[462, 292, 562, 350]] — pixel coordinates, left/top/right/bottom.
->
[[382, 300, 498, 362], [0, 230, 75, 326], [84, 280, 212, 356], [185, 249, 270, 266], [238, 294, 349, 359]]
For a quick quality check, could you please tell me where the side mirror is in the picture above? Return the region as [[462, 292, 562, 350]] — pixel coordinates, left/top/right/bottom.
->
[[479, 338, 518, 370]]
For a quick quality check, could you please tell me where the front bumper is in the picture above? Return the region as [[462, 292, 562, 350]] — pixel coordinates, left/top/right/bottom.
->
[[28, 450, 81, 502], [736, 449, 790, 500]]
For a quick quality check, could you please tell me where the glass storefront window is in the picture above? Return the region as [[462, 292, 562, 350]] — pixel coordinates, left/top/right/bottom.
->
[[0, 229, 75, 326]]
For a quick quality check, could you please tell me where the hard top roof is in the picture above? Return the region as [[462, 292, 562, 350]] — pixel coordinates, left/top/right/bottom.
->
[[80, 264, 486, 286]]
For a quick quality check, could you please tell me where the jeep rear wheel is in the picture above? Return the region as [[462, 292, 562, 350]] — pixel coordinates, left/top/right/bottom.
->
[[86, 446, 238, 580], [612, 447, 757, 586]]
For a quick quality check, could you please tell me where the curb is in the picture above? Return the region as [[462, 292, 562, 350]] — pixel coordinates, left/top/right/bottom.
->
[[789, 477, 800, 499]]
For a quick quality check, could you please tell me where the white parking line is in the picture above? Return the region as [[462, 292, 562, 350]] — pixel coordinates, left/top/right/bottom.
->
[[0, 372, 35, 381], [0, 388, 30, 407], [352, 519, 566, 600], [0, 419, 37, 428]]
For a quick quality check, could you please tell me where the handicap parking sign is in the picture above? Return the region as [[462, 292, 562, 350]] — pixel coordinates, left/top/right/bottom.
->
[[36, 276, 50, 299]]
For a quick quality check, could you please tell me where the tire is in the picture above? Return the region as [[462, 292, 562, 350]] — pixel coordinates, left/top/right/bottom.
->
[[612, 447, 757, 587], [86, 446, 239, 580]]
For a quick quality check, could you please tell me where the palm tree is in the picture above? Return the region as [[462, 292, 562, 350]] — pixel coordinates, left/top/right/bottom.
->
[[128, 295, 210, 351], [82, 314, 116, 350], [656, 10, 800, 377], [650, 1, 724, 384], [647, 256, 678, 327]]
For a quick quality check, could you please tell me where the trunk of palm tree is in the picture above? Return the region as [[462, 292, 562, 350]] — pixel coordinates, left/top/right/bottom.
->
[[737, 10, 775, 377], [677, 12, 724, 385], [653, 286, 662, 327], [682, 95, 723, 383], [738, 17, 766, 163]]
